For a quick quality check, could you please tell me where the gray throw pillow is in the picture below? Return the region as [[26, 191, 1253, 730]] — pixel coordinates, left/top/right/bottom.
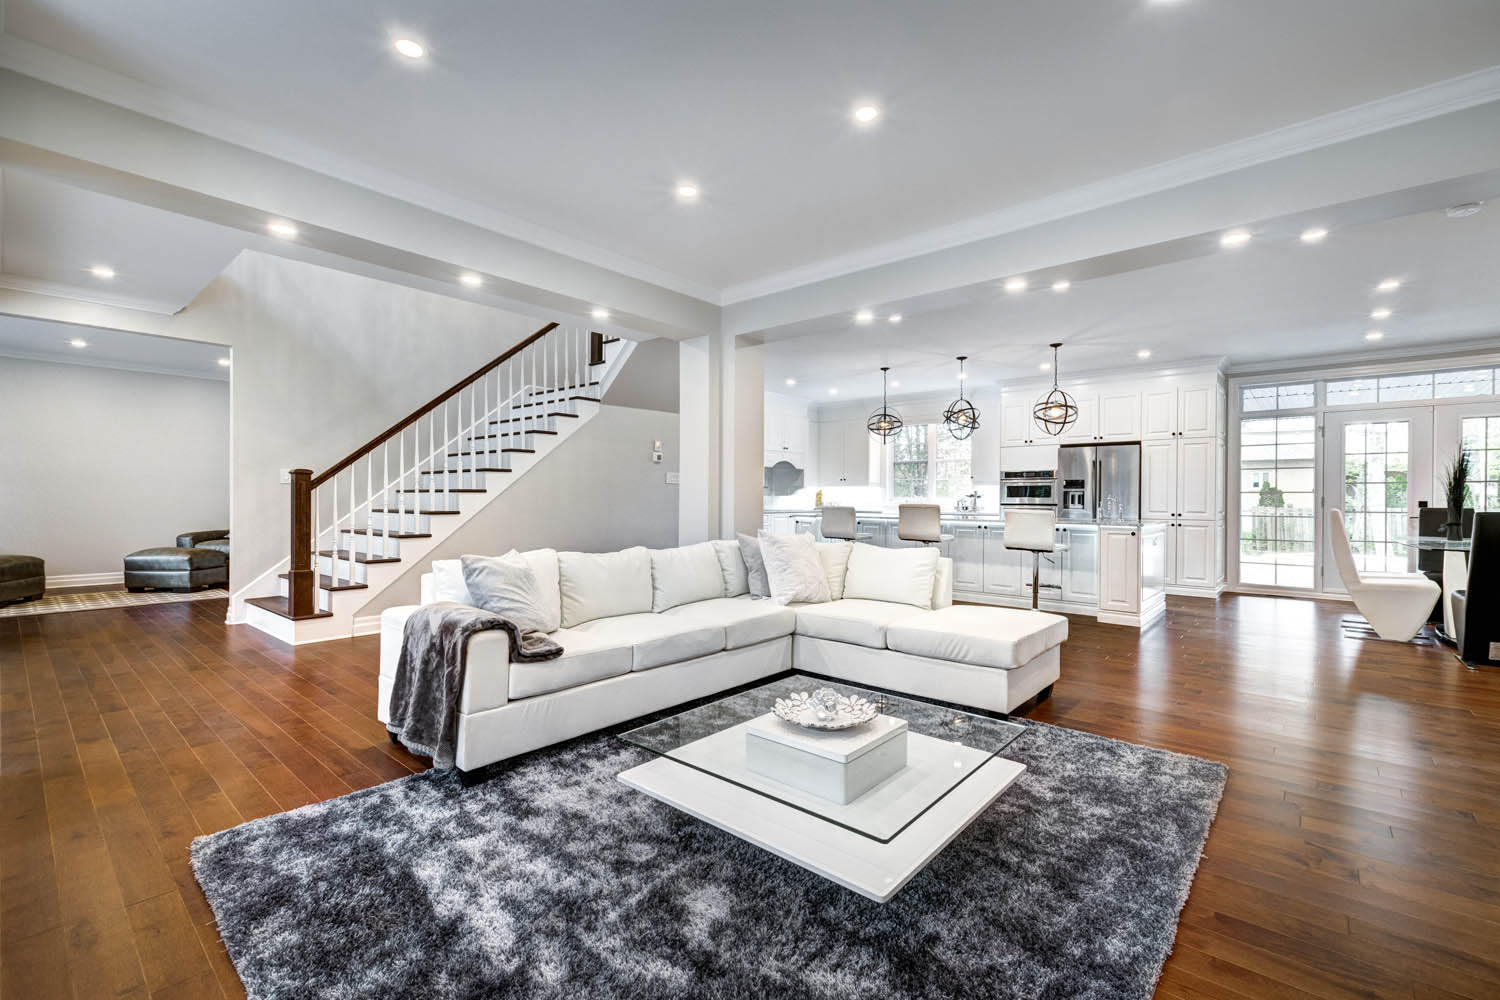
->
[[460, 551, 556, 634], [737, 532, 770, 598]]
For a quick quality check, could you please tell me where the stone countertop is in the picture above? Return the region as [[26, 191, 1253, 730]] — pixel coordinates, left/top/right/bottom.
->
[[765, 509, 1144, 527]]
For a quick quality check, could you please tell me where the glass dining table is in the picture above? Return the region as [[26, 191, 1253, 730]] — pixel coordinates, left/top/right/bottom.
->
[[1410, 534, 1471, 643]]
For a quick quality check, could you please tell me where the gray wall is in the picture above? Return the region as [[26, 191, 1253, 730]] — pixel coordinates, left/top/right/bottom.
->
[[164, 251, 546, 610], [601, 337, 680, 413], [358, 404, 679, 614], [0, 357, 229, 581]]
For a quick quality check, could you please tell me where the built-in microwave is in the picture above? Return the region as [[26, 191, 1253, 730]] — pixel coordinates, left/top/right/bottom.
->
[[1001, 470, 1057, 507]]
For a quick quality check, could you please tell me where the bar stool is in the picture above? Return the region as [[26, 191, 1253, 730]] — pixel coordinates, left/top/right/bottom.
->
[[819, 506, 871, 542], [897, 504, 953, 546], [1003, 508, 1058, 609]]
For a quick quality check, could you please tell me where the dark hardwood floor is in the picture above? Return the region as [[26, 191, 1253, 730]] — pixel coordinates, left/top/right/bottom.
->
[[2, 594, 1498, 998]]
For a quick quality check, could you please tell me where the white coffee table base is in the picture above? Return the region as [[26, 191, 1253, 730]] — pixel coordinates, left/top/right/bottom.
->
[[619, 753, 1025, 903]]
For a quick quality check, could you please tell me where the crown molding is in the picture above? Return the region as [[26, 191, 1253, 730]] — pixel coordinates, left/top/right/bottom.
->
[[0, 32, 722, 305], [0, 272, 181, 314], [721, 64, 1500, 305], [0, 345, 229, 382]]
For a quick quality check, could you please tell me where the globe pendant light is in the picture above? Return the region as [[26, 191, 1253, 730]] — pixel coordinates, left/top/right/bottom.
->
[[866, 367, 904, 441], [942, 356, 980, 440], [1032, 342, 1078, 436]]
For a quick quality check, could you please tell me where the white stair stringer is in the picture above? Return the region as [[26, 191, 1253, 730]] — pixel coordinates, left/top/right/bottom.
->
[[243, 337, 634, 644]]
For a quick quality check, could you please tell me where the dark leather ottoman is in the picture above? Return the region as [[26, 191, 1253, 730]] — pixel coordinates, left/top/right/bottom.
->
[[176, 530, 230, 560], [123, 547, 228, 592], [0, 555, 45, 605]]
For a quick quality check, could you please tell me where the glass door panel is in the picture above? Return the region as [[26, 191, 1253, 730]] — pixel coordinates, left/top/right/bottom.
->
[[1323, 408, 1433, 592]]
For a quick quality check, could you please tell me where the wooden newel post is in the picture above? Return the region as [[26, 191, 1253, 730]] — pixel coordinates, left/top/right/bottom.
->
[[588, 331, 605, 367], [288, 469, 315, 617]]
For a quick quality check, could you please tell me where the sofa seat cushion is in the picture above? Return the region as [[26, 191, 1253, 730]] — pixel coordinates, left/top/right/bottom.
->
[[660, 596, 796, 649], [791, 599, 927, 649], [885, 605, 1069, 670], [564, 613, 725, 671], [507, 628, 633, 701]]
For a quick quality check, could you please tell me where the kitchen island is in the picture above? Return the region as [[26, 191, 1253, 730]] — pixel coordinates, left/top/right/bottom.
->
[[763, 509, 1166, 629]]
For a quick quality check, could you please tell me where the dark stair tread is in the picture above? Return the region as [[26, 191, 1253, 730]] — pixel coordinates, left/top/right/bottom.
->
[[397, 488, 487, 493], [317, 549, 401, 564], [346, 529, 431, 539], [428, 466, 512, 474], [277, 573, 369, 592], [370, 508, 461, 516], [530, 381, 600, 395], [468, 431, 558, 442], [246, 595, 334, 621], [489, 411, 579, 425]]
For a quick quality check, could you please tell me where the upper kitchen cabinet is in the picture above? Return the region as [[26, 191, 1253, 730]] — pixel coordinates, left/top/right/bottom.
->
[[968, 393, 1001, 483], [1140, 375, 1223, 440], [1098, 391, 1141, 441], [817, 418, 875, 486], [764, 392, 811, 467]]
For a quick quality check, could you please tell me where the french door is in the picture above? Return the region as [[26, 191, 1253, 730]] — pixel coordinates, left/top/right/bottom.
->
[[1321, 407, 1433, 592]]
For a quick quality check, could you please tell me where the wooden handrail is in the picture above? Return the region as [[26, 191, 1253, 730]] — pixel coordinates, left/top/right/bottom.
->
[[310, 321, 558, 489]]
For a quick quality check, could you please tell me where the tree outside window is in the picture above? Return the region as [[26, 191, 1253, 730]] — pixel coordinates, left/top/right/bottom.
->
[[888, 424, 971, 500]]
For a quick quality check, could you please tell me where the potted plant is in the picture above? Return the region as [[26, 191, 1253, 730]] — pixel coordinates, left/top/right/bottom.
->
[[1441, 450, 1472, 537]]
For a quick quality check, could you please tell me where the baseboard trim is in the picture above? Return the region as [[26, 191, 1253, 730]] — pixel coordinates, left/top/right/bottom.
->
[[352, 615, 382, 637], [1165, 583, 1226, 599], [45, 571, 124, 589]]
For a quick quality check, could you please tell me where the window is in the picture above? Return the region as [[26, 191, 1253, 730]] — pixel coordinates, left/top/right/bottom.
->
[[1327, 366, 1499, 406], [888, 424, 972, 500], [1326, 377, 1378, 407], [1462, 416, 1500, 511], [1341, 420, 1410, 574], [1436, 369, 1495, 399], [1242, 382, 1314, 412], [1238, 415, 1316, 588]]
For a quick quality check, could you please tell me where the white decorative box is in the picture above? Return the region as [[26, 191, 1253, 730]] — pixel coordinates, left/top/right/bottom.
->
[[744, 713, 908, 805]]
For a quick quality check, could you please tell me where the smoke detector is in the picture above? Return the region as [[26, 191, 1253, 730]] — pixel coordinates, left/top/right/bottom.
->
[[1446, 201, 1484, 218]]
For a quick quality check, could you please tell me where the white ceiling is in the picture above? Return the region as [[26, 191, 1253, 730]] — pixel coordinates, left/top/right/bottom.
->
[[0, 312, 230, 378], [6, 0, 1500, 293], [763, 201, 1500, 402]]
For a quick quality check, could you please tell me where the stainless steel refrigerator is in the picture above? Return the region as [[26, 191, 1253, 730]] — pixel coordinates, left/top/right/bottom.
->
[[1057, 443, 1141, 521]]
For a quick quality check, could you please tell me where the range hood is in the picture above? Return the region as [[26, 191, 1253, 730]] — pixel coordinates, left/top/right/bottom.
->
[[764, 460, 804, 496]]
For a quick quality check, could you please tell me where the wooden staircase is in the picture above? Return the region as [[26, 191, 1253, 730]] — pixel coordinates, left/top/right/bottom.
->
[[241, 327, 630, 643]]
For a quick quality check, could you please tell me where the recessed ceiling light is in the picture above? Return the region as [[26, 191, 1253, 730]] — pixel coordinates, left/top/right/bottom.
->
[[888, 314, 902, 324], [829, 387, 839, 395], [1051, 279, 1070, 292], [889, 379, 900, 388], [785, 378, 796, 387], [393, 38, 425, 59], [69, 338, 88, 349], [1137, 349, 1152, 359], [267, 220, 298, 238], [675, 183, 700, 201], [1039, 362, 1051, 371], [1370, 307, 1391, 320], [217, 357, 231, 367], [854, 309, 874, 324], [1004, 276, 1028, 294], [591, 307, 610, 321], [1300, 227, 1329, 243], [90, 265, 115, 279], [1376, 278, 1401, 292], [1446, 201, 1483, 218], [458, 272, 483, 288], [853, 104, 881, 124], [1220, 229, 1252, 248], [1365, 331, 1385, 342]]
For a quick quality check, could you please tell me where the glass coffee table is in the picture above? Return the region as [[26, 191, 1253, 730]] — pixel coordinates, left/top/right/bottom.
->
[[618, 675, 1027, 902]]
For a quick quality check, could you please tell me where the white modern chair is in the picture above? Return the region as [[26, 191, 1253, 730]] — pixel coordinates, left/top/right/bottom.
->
[[1003, 508, 1058, 609], [897, 504, 953, 546], [819, 505, 871, 541], [1326, 508, 1440, 641]]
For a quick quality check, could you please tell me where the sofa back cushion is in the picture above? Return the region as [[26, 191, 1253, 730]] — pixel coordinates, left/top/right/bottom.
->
[[650, 542, 726, 612], [431, 549, 559, 621], [842, 543, 939, 609], [431, 559, 472, 604], [758, 530, 832, 606], [815, 541, 853, 600], [710, 538, 749, 596], [460, 552, 558, 633], [558, 547, 653, 627]]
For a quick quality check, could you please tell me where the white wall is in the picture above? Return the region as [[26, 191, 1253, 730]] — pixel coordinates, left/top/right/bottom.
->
[[358, 404, 679, 613], [678, 337, 713, 544], [0, 357, 228, 583]]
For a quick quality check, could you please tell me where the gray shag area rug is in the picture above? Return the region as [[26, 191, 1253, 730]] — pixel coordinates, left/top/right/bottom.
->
[[192, 707, 1226, 1000]]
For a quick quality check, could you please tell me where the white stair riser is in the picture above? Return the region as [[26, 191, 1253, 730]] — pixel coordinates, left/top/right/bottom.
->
[[316, 554, 369, 582], [277, 577, 334, 611], [364, 512, 444, 533], [414, 470, 491, 489], [339, 531, 403, 557]]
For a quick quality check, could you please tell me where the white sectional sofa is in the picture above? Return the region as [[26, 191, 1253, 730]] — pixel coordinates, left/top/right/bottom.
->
[[379, 538, 1067, 779]]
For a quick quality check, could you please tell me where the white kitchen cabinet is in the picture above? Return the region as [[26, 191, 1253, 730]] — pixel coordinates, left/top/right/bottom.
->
[[1098, 392, 1140, 441], [1179, 384, 1216, 439], [764, 394, 810, 467], [1160, 518, 1176, 586], [981, 525, 1023, 597], [1177, 438, 1217, 519], [969, 395, 1001, 484], [1142, 388, 1177, 440], [1142, 440, 1177, 520], [855, 516, 889, 547], [1215, 518, 1226, 584], [1001, 400, 1033, 446], [842, 422, 873, 487], [1099, 527, 1141, 614], [1057, 394, 1097, 443], [817, 420, 874, 487], [1174, 521, 1216, 589], [947, 523, 984, 592], [1059, 525, 1099, 605]]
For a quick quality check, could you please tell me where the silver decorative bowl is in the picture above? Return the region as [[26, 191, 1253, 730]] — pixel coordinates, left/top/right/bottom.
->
[[773, 687, 879, 730]]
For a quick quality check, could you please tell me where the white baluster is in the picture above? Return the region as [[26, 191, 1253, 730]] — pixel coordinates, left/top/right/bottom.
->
[[383, 439, 390, 562]]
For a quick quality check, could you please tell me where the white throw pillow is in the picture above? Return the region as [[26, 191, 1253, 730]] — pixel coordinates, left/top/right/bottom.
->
[[758, 530, 832, 606], [814, 541, 854, 601], [737, 533, 770, 598], [459, 552, 555, 633], [843, 543, 939, 609], [557, 547, 653, 628], [431, 559, 472, 605], [650, 542, 725, 612], [710, 539, 749, 597], [518, 548, 561, 631]]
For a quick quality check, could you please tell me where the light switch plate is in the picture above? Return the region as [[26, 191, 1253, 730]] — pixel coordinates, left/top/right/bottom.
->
[[666, 472, 681, 485]]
